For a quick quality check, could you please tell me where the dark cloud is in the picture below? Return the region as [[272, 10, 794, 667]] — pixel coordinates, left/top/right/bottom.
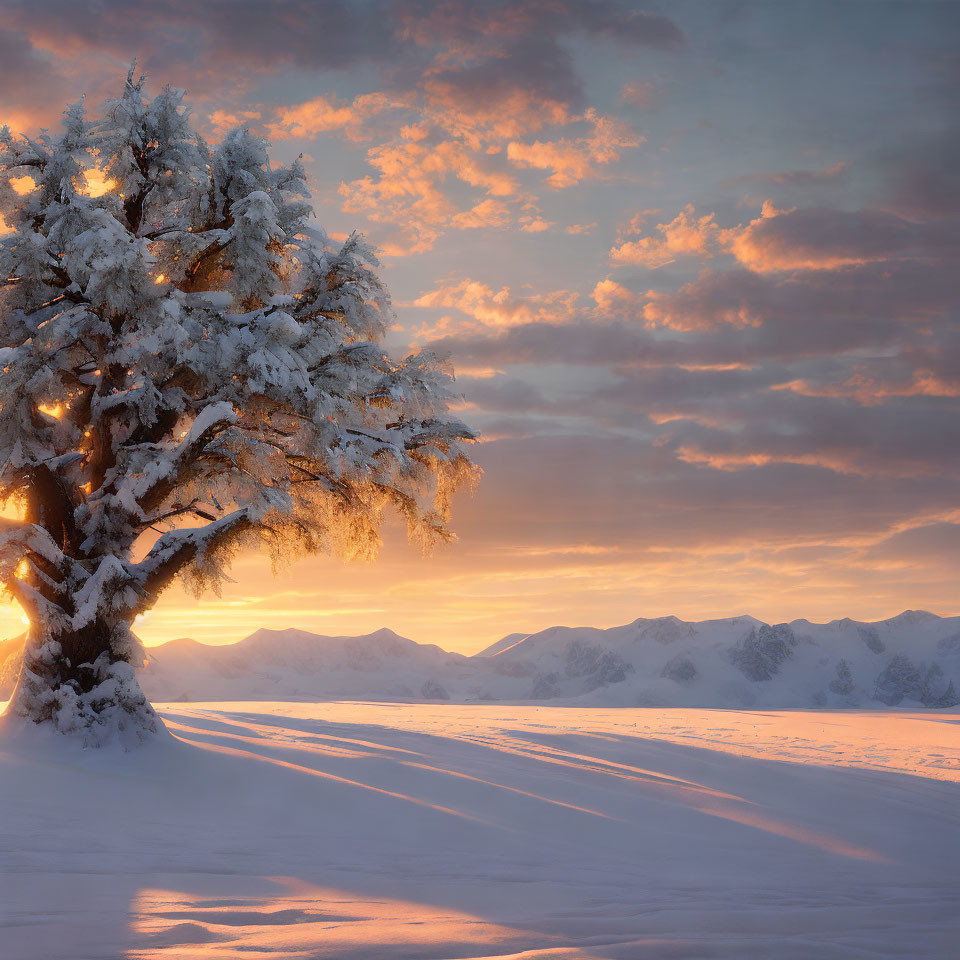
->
[[865, 523, 960, 565], [435, 320, 652, 369], [659, 393, 960, 478], [2, 0, 682, 115], [723, 161, 847, 190], [433, 201, 960, 492], [460, 375, 548, 414], [395, 0, 683, 50], [0, 29, 72, 124], [567, 1, 684, 48], [885, 130, 960, 221], [421, 34, 585, 123], [643, 260, 956, 339], [2, 1, 397, 79], [461, 350, 960, 481], [432, 258, 956, 376], [401, 1, 682, 128], [456, 431, 960, 558], [731, 206, 960, 271]]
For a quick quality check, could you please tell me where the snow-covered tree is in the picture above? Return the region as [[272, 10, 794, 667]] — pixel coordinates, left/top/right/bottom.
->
[[0, 69, 477, 745], [730, 623, 796, 682], [873, 654, 922, 706], [918, 663, 960, 708], [829, 659, 854, 696]]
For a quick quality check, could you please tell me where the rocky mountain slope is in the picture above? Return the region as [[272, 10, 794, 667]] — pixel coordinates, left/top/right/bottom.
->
[[476, 610, 960, 708]]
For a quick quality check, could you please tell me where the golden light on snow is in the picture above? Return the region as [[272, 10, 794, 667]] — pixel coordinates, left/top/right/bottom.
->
[[130, 877, 543, 957], [82, 168, 117, 197], [37, 402, 63, 418], [0, 499, 25, 522], [10, 175, 36, 195]]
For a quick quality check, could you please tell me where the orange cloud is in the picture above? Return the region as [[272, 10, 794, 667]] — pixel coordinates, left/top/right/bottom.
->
[[616, 209, 660, 240], [593, 276, 755, 332], [648, 411, 726, 428], [772, 372, 960, 405], [612, 200, 934, 274], [451, 198, 512, 229], [507, 110, 641, 188], [610, 204, 729, 267], [520, 217, 553, 233], [422, 79, 574, 144], [675, 446, 867, 476], [642, 278, 765, 331], [725, 203, 908, 272], [414, 279, 579, 334], [208, 108, 261, 137], [591, 278, 641, 317], [340, 138, 524, 253], [268, 92, 406, 141]]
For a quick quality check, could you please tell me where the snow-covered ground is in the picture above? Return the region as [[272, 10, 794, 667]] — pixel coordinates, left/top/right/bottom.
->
[[2, 701, 958, 959]]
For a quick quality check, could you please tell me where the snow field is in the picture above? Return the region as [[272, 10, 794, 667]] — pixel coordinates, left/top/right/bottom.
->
[[2, 702, 958, 958]]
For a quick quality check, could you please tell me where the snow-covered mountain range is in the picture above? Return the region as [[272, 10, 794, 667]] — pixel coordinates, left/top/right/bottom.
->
[[6, 610, 958, 708]]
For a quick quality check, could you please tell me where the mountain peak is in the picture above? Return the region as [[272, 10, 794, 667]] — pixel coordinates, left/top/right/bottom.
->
[[885, 610, 940, 625], [365, 627, 407, 641]]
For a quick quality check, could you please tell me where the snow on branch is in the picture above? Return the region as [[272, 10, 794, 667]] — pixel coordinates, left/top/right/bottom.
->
[[0, 522, 66, 577], [136, 506, 254, 599]]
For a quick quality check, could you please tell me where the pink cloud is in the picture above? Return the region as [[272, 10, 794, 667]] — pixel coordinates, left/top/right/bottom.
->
[[613, 201, 958, 274], [507, 110, 641, 188], [267, 92, 407, 141], [339, 137, 527, 253], [413, 279, 580, 336], [610, 204, 728, 268], [208, 108, 261, 137], [642, 271, 767, 331], [591, 278, 642, 318], [520, 217, 554, 233], [727, 205, 925, 272], [772, 371, 960, 406], [451, 198, 512, 229], [674, 446, 869, 476], [421, 74, 575, 143]]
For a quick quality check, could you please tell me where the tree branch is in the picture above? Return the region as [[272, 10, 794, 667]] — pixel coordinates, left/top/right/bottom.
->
[[135, 507, 253, 605]]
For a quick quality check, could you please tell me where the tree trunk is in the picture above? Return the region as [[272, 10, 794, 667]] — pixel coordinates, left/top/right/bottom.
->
[[8, 620, 162, 747]]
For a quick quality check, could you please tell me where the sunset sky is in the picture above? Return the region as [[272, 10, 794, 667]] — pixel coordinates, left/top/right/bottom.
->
[[1, 0, 958, 652]]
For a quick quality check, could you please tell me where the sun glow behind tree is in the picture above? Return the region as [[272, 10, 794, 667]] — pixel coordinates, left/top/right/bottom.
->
[[0, 66, 478, 745]]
